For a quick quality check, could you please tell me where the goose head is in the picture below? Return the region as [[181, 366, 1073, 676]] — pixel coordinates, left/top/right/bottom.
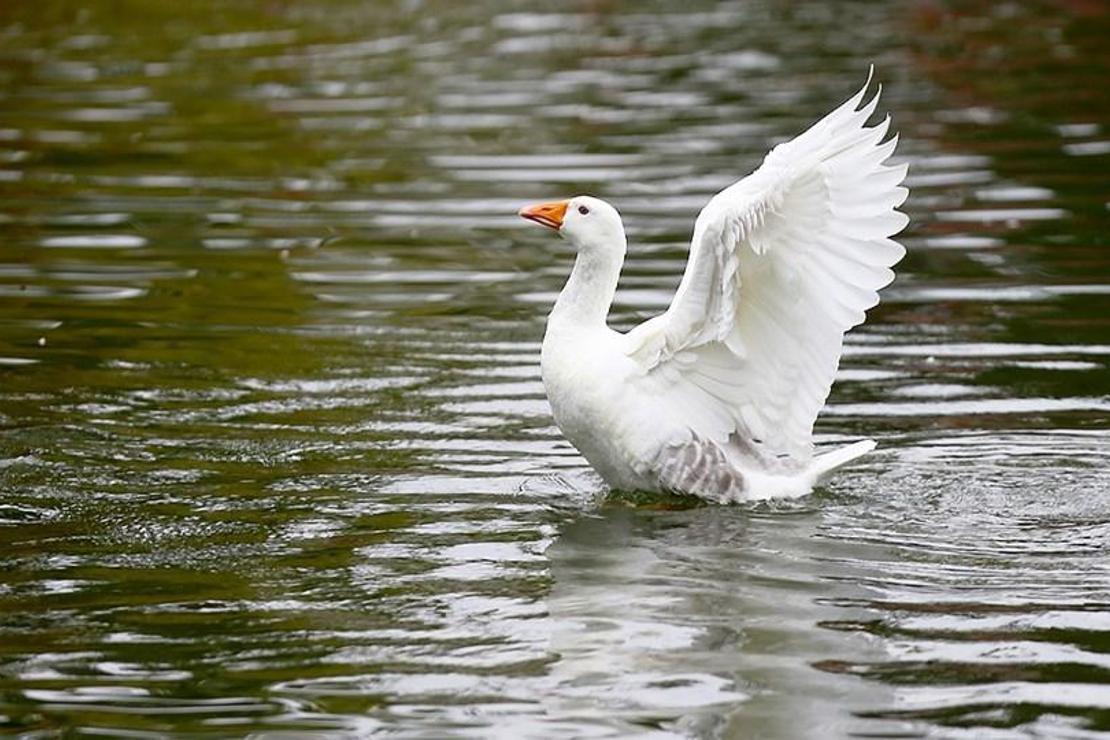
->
[[519, 195, 626, 256]]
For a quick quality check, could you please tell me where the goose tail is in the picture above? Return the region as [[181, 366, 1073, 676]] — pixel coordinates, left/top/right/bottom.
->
[[809, 439, 877, 484]]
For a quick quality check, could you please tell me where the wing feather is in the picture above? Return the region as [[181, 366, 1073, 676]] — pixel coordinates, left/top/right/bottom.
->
[[625, 71, 909, 461]]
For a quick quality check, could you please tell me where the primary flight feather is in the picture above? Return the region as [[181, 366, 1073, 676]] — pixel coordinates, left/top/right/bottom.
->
[[519, 72, 908, 502]]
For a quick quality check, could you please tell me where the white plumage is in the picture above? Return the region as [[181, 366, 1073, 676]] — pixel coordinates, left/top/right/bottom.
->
[[519, 72, 908, 502]]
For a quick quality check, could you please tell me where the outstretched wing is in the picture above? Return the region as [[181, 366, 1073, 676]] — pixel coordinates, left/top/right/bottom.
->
[[625, 72, 908, 461]]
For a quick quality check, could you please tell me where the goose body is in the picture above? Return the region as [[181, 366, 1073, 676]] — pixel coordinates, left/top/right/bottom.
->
[[520, 73, 908, 503]]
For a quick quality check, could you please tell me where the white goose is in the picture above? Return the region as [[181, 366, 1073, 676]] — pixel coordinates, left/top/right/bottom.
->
[[519, 73, 908, 502]]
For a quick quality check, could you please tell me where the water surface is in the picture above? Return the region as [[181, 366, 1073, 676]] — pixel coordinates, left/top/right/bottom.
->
[[1, 0, 1109, 737]]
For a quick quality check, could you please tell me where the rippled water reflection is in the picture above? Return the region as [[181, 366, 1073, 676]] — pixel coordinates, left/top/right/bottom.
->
[[1, 0, 1108, 736]]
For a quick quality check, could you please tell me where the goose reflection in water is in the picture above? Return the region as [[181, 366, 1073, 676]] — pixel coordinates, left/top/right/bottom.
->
[[539, 499, 901, 738]]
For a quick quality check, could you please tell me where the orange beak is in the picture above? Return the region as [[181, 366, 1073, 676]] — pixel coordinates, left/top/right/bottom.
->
[[518, 199, 569, 231]]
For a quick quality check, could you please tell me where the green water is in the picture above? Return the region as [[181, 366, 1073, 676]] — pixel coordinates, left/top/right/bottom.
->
[[1, 1, 1108, 737]]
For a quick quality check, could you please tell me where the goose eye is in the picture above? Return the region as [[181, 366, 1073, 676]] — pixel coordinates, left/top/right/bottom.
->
[[578, 205, 589, 215]]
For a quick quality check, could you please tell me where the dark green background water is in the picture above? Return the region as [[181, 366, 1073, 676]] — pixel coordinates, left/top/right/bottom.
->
[[1, 1, 1108, 737]]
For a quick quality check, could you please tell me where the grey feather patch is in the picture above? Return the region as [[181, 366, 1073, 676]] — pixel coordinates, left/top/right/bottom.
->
[[653, 434, 747, 503]]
